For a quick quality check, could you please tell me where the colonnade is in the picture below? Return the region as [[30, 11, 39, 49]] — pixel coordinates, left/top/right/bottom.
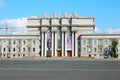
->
[[41, 31, 78, 57]]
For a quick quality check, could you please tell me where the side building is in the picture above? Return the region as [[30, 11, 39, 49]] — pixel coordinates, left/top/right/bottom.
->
[[80, 34, 120, 58], [0, 35, 40, 58]]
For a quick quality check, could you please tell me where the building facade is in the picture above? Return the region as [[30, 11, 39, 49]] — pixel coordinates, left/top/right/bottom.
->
[[0, 35, 40, 58], [0, 12, 120, 59], [27, 12, 94, 58], [80, 34, 120, 58]]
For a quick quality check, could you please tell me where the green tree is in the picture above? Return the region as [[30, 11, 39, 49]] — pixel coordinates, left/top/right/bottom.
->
[[0, 52, 2, 57], [109, 39, 118, 58]]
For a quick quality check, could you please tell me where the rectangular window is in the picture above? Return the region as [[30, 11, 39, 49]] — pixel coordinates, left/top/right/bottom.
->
[[13, 54, 15, 57], [28, 48, 30, 52], [23, 48, 25, 52], [94, 48, 97, 52], [18, 48, 20, 52], [23, 54, 25, 57], [94, 39, 97, 45], [23, 40, 26, 45], [104, 39, 108, 45], [83, 39, 86, 45], [8, 48, 11, 52], [33, 48, 35, 52], [98, 39, 103, 45], [33, 40, 36, 45], [4, 54, 5, 57], [13, 48, 15, 52], [18, 54, 20, 57], [87, 39, 92, 45], [13, 40, 16, 45], [4, 48, 6, 52], [94, 54, 96, 56]]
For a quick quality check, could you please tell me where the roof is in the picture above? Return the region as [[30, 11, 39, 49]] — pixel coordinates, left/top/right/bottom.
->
[[80, 34, 120, 36]]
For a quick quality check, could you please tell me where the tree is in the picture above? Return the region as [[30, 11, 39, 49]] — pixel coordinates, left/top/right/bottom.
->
[[109, 39, 118, 58], [0, 52, 2, 57]]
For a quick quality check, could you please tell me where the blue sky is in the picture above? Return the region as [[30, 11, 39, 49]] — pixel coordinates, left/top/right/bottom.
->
[[0, 0, 120, 34]]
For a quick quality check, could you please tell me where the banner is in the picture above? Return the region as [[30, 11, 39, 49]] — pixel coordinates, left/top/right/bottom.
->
[[67, 34, 72, 50], [47, 33, 52, 49]]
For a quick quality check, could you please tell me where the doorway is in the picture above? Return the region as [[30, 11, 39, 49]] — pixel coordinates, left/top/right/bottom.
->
[[57, 50, 61, 57], [67, 50, 72, 57]]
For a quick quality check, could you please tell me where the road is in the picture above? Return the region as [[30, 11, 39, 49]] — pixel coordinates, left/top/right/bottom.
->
[[0, 60, 120, 80]]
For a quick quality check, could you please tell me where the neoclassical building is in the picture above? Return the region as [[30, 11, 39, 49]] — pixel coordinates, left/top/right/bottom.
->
[[0, 12, 120, 59]]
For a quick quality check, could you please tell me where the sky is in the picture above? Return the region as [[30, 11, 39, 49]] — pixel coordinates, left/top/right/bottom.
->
[[0, 0, 120, 34]]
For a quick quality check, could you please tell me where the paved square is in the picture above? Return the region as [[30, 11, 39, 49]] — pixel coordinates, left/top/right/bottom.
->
[[0, 60, 120, 80]]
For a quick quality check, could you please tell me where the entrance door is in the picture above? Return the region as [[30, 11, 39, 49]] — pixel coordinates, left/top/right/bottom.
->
[[57, 50, 61, 57], [67, 51, 72, 57]]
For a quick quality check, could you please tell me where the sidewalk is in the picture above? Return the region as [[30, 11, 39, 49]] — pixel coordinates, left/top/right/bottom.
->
[[0, 57, 120, 61]]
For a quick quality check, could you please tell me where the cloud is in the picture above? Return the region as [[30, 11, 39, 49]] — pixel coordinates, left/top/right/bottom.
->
[[0, 17, 27, 34], [94, 27, 120, 34], [94, 27, 101, 34], [106, 28, 120, 34], [0, 0, 4, 7], [0, 17, 27, 27]]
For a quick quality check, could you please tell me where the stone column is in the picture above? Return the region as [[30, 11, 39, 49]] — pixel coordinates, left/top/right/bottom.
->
[[45, 32, 47, 57], [65, 32, 67, 57], [54, 32, 58, 57], [52, 32, 54, 57], [75, 32, 78, 57], [41, 32, 44, 57], [72, 31, 75, 57], [62, 32, 64, 57]]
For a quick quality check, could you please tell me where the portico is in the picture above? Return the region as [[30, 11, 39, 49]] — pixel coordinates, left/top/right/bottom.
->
[[27, 12, 95, 58], [40, 30, 78, 57]]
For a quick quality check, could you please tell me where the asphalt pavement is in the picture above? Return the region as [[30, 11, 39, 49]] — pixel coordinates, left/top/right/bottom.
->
[[0, 60, 120, 80]]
